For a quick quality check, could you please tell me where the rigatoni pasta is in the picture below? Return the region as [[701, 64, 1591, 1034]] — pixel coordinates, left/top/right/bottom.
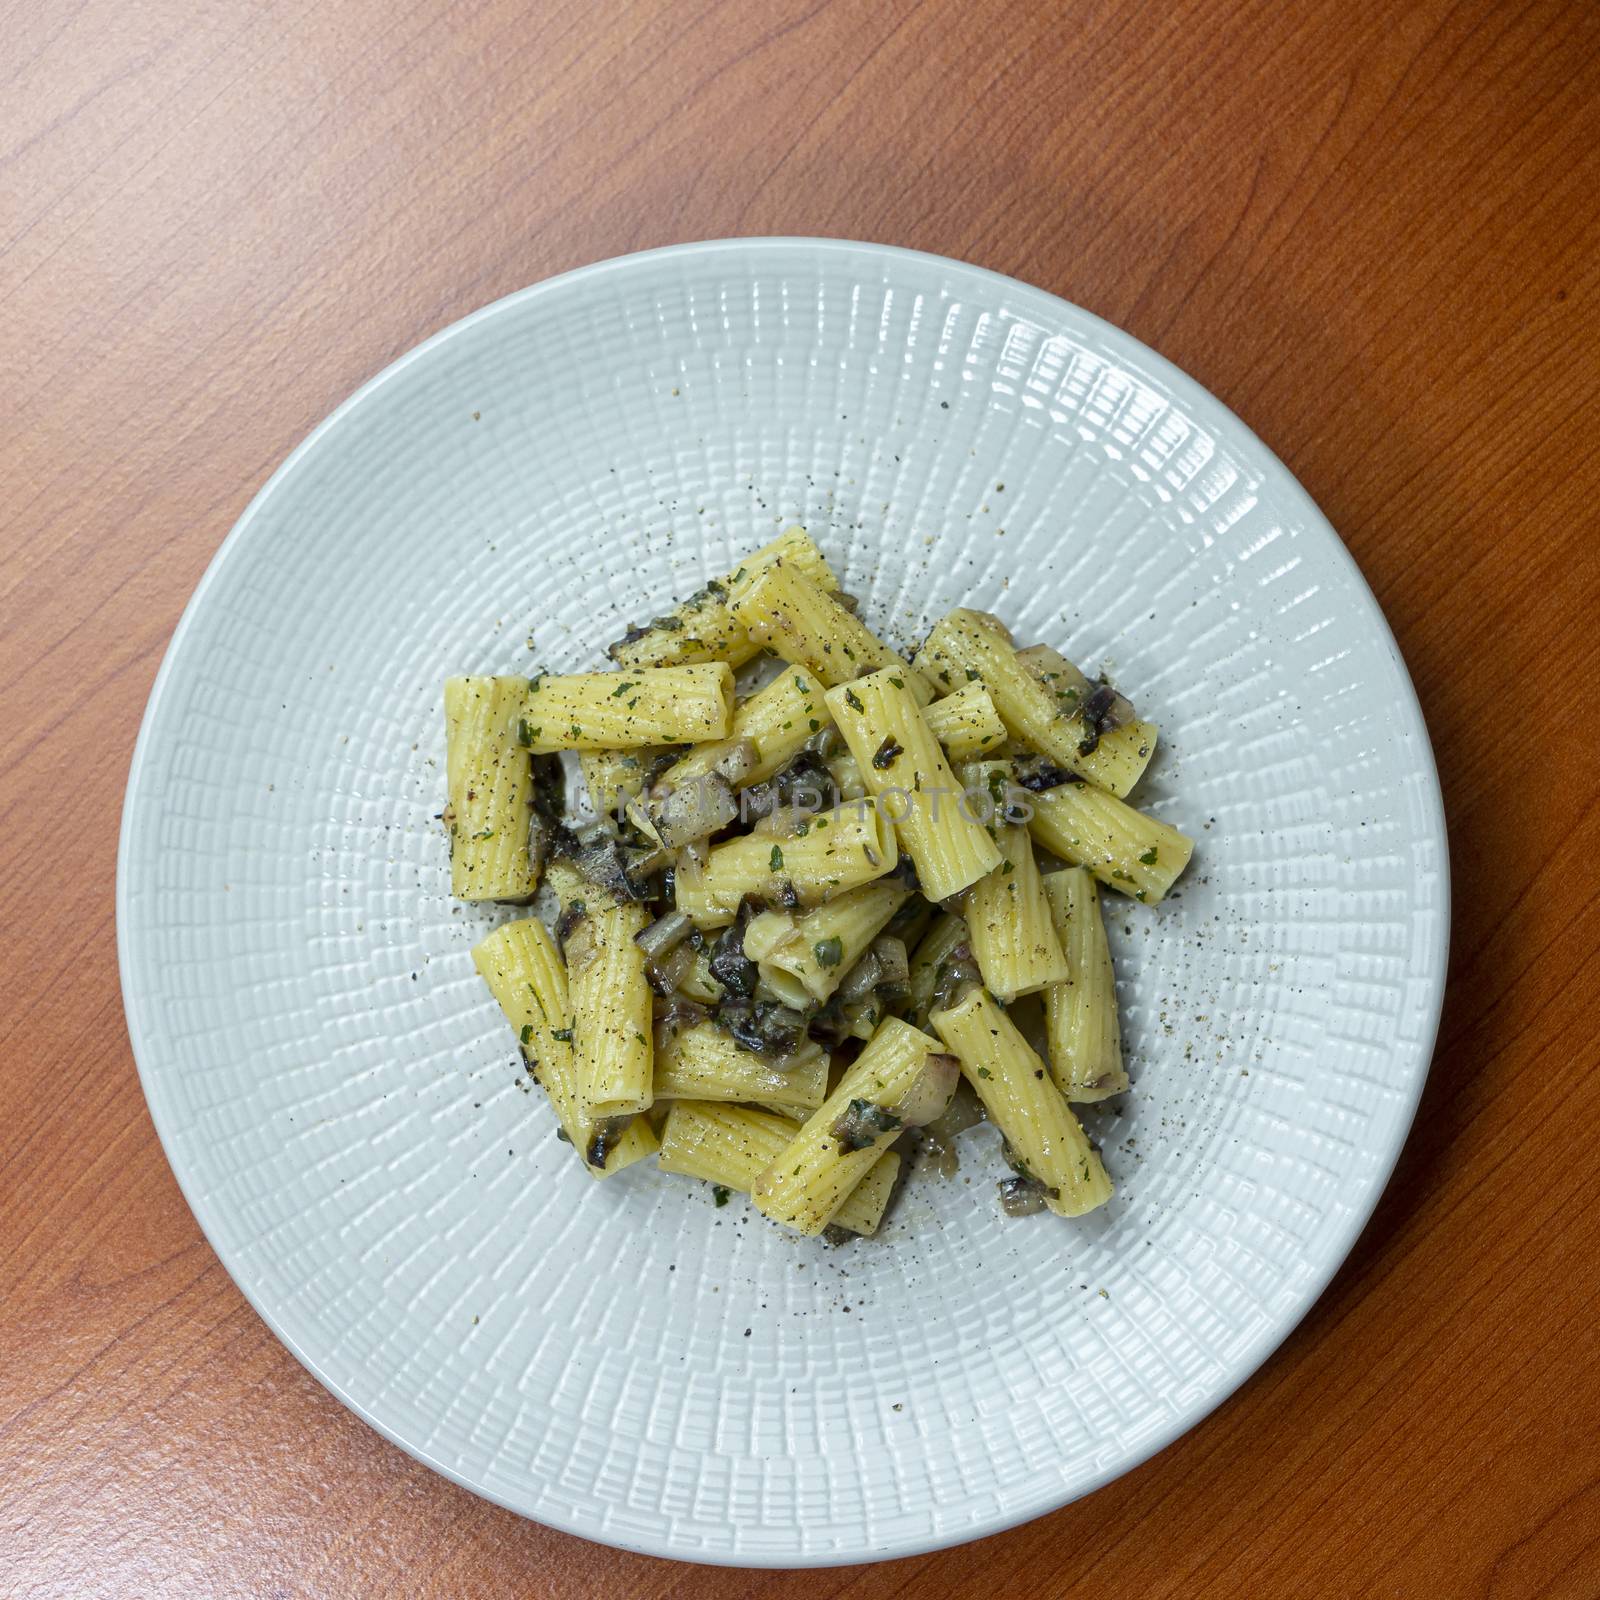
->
[[957, 761, 1068, 1001], [580, 747, 673, 818], [566, 898, 655, 1117], [1042, 868, 1128, 1101], [657, 1102, 899, 1235], [655, 1024, 829, 1113], [1014, 641, 1157, 799], [444, 676, 537, 901], [608, 526, 841, 671], [932, 986, 1113, 1217], [674, 802, 897, 926], [913, 609, 1156, 797], [471, 919, 657, 1175], [825, 667, 1002, 900], [729, 561, 934, 703], [451, 527, 1191, 1234], [652, 664, 828, 794], [1026, 778, 1194, 902], [922, 680, 1008, 761], [906, 911, 970, 1027], [520, 664, 734, 751], [752, 1017, 955, 1235], [742, 879, 910, 1005], [826, 749, 866, 800]]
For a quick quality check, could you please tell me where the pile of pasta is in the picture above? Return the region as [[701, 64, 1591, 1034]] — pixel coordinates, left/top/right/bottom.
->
[[447, 527, 1193, 1236]]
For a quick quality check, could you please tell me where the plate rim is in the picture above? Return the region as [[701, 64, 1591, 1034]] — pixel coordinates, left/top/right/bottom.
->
[[116, 235, 1451, 1567]]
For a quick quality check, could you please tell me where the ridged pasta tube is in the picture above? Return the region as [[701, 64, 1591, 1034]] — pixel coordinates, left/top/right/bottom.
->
[[1025, 780, 1193, 902], [729, 561, 934, 703], [566, 900, 655, 1116], [1042, 868, 1128, 1100], [471, 919, 656, 1175], [654, 1023, 828, 1113], [825, 668, 1002, 900], [654, 663, 829, 793], [658, 1102, 898, 1235], [922, 680, 1008, 761], [931, 987, 1112, 1217], [608, 526, 840, 670], [579, 747, 674, 817], [958, 761, 1069, 1001], [752, 1017, 951, 1235], [674, 803, 898, 926], [520, 664, 734, 752], [444, 676, 536, 901], [905, 911, 970, 1027], [913, 610, 1155, 796], [742, 880, 910, 1005]]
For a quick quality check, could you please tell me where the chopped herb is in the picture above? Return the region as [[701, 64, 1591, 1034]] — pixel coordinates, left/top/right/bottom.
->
[[808, 717, 821, 732], [1001, 859, 1015, 874], [712, 1185, 731, 1208], [871, 735, 903, 769], [965, 668, 981, 682], [519, 1023, 534, 1045], [610, 681, 638, 697], [1139, 845, 1159, 865], [770, 844, 784, 872], [551, 1026, 574, 1042], [794, 676, 808, 692], [516, 717, 533, 747], [976, 1066, 992, 1079], [888, 675, 904, 690], [813, 936, 844, 969], [843, 688, 864, 712]]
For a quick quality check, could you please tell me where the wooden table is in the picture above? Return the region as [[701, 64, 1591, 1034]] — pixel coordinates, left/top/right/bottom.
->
[[5, 1, 1597, 1594]]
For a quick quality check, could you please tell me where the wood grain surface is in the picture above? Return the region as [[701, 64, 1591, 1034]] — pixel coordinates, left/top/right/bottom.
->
[[4, 0, 1598, 1594]]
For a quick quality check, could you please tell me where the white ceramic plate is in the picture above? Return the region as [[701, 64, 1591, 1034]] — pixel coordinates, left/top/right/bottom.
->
[[118, 239, 1447, 1566]]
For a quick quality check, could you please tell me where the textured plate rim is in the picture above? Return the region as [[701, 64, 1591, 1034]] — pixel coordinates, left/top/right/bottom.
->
[[116, 236, 1450, 1567]]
